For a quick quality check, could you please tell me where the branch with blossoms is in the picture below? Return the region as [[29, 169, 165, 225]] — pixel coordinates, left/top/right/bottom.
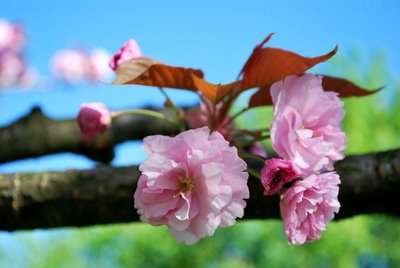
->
[[0, 34, 384, 245], [0, 148, 399, 233], [0, 105, 182, 164], [71, 35, 382, 246]]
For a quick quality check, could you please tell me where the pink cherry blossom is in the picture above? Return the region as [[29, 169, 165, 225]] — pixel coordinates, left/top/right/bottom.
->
[[0, 19, 32, 88], [51, 49, 90, 83], [87, 48, 112, 82], [270, 74, 346, 174], [134, 127, 249, 245], [51, 47, 111, 84], [261, 158, 301, 195], [0, 19, 25, 52], [0, 52, 25, 87], [77, 102, 112, 142], [109, 39, 142, 71], [280, 172, 341, 245]]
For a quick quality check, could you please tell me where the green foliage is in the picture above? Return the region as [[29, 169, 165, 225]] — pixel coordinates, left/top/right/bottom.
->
[[1, 51, 399, 267], [327, 49, 400, 154], [1, 216, 400, 268]]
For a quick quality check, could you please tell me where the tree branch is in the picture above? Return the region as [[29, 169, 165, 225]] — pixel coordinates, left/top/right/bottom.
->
[[0, 106, 180, 163], [1, 148, 399, 231]]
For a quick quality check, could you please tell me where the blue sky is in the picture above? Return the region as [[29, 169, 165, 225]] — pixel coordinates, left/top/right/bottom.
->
[[1, 0, 400, 173]]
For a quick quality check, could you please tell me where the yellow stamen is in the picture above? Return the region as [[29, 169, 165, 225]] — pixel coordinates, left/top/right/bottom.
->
[[177, 177, 196, 193]]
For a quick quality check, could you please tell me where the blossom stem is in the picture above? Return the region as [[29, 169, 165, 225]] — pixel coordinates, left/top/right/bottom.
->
[[239, 152, 267, 162], [237, 128, 270, 133], [247, 167, 261, 180], [157, 87, 187, 132], [225, 107, 251, 126], [113, 109, 181, 128], [237, 135, 270, 149], [158, 87, 177, 109]]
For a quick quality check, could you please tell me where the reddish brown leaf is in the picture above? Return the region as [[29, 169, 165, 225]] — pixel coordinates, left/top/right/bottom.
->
[[248, 75, 381, 108], [112, 57, 241, 103], [191, 75, 241, 102], [112, 57, 164, 84], [322, 75, 381, 97], [239, 34, 338, 91], [239, 33, 275, 78], [248, 86, 271, 108], [112, 37, 347, 105], [112, 57, 204, 92]]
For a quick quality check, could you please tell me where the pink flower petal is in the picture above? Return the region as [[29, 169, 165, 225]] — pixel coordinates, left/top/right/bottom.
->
[[270, 74, 346, 174], [134, 127, 249, 245], [280, 172, 341, 245]]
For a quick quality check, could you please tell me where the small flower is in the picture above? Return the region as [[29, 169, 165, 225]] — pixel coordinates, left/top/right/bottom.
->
[[134, 127, 249, 245], [109, 39, 142, 71], [270, 74, 346, 175], [87, 48, 112, 82], [261, 158, 300, 195], [51, 49, 90, 83], [0, 52, 25, 87], [51, 47, 112, 84], [0, 19, 25, 52], [0, 19, 31, 88], [77, 102, 112, 142], [280, 172, 341, 245]]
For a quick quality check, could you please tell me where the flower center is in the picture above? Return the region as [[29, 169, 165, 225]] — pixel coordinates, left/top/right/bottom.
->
[[177, 176, 196, 193]]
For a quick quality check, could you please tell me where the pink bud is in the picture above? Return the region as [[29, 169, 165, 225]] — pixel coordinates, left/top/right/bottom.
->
[[261, 158, 301, 195], [109, 39, 142, 71], [77, 102, 112, 142]]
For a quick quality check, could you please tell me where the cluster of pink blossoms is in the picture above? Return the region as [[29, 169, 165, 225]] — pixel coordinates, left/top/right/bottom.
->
[[76, 39, 142, 141], [262, 74, 345, 244], [0, 18, 36, 88], [51, 47, 111, 84], [77, 38, 346, 246]]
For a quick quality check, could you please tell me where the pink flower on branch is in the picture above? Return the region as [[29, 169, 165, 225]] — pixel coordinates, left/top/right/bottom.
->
[[134, 127, 249, 245], [270, 74, 346, 174], [109, 39, 142, 71], [261, 158, 301, 196], [77, 102, 112, 142], [280, 172, 341, 245]]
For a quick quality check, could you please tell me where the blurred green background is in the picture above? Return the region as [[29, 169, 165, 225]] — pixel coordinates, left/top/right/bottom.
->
[[1, 52, 399, 268]]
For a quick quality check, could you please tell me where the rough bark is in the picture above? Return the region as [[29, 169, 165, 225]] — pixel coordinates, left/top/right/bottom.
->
[[0, 148, 399, 231], [0, 106, 180, 163]]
